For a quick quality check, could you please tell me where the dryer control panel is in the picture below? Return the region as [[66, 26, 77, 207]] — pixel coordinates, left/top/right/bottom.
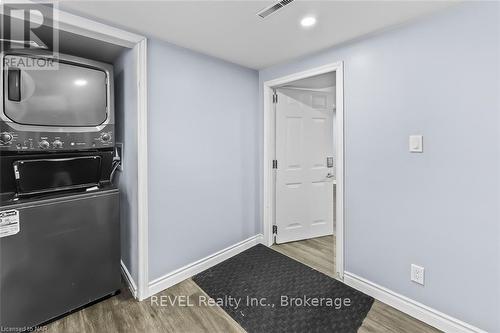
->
[[0, 125, 114, 151]]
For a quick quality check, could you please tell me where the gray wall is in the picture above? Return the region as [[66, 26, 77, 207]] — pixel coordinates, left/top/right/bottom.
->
[[114, 48, 139, 284], [260, 3, 499, 332], [148, 39, 260, 281]]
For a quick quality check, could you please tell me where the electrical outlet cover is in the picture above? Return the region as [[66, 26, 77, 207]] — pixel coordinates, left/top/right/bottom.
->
[[115, 143, 124, 171], [411, 264, 425, 285], [409, 135, 423, 153]]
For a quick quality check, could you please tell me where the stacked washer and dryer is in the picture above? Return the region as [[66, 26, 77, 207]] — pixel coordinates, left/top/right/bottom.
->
[[0, 50, 121, 329]]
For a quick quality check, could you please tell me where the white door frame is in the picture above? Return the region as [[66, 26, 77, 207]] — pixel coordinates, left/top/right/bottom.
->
[[35, 7, 150, 300], [263, 62, 345, 279]]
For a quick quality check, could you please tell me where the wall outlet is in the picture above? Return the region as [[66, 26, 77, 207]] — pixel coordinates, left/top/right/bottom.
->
[[411, 264, 425, 285], [115, 143, 124, 171]]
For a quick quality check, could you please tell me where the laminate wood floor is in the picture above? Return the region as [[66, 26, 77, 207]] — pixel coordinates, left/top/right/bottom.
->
[[272, 235, 440, 333], [47, 235, 440, 333]]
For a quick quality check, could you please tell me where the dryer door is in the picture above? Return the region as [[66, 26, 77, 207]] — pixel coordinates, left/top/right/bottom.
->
[[3, 55, 108, 127]]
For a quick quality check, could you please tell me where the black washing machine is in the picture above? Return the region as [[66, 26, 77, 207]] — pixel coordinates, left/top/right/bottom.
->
[[0, 150, 121, 329]]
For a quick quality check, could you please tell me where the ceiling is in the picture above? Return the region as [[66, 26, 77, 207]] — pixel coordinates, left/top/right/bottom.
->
[[60, 1, 455, 69]]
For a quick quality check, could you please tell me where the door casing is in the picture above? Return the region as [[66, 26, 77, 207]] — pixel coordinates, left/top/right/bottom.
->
[[262, 61, 344, 280], [37, 7, 150, 300]]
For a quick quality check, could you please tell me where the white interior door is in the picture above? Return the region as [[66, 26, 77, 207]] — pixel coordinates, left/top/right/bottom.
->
[[275, 88, 335, 244]]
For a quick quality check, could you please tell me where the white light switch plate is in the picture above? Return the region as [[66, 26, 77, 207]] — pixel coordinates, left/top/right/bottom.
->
[[409, 135, 423, 153]]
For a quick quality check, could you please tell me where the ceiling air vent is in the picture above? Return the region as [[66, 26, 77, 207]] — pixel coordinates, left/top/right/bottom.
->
[[257, 0, 295, 19]]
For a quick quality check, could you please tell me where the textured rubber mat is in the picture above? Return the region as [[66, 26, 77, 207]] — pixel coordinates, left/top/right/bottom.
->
[[193, 244, 374, 333]]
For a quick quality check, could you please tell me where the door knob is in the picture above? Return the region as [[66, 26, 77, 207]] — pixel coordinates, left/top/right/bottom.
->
[[326, 173, 335, 179]]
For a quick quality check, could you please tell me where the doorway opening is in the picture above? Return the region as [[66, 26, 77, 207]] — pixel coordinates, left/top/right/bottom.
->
[[263, 62, 344, 280]]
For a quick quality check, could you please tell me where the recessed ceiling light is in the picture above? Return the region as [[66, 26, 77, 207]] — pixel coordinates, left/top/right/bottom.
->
[[300, 16, 316, 28], [74, 79, 87, 86]]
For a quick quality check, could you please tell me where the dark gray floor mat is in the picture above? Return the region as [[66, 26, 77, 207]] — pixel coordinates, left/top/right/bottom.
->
[[193, 244, 374, 333]]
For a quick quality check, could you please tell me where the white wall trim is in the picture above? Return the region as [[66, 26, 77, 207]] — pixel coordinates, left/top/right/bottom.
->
[[17, 2, 143, 47], [262, 61, 345, 279], [55, 5, 144, 47], [344, 272, 487, 333], [135, 38, 150, 301], [148, 234, 264, 298], [121, 261, 138, 298], [51, 8, 150, 301]]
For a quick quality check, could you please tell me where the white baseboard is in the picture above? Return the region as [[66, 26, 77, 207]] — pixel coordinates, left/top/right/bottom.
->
[[343, 272, 486, 333], [148, 234, 264, 297], [121, 260, 138, 299]]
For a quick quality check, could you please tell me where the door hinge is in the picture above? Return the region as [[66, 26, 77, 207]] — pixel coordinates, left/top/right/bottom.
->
[[272, 225, 278, 234], [272, 93, 278, 104], [272, 159, 278, 169]]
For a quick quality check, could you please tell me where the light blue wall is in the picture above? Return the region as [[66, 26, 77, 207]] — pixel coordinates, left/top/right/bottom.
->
[[114, 48, 139, 283], [260, 3, 500, 332], [148, 39, 260, 281]]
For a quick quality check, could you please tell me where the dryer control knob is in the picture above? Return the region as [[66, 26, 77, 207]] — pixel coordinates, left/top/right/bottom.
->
[[53, 140, 63, 148], [39, 140, 50, 149], [101, 133, 111, 142], [0, 132, 13, 143]]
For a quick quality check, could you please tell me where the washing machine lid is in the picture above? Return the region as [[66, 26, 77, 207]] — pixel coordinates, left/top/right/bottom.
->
[[13, 156, 102, 196]]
